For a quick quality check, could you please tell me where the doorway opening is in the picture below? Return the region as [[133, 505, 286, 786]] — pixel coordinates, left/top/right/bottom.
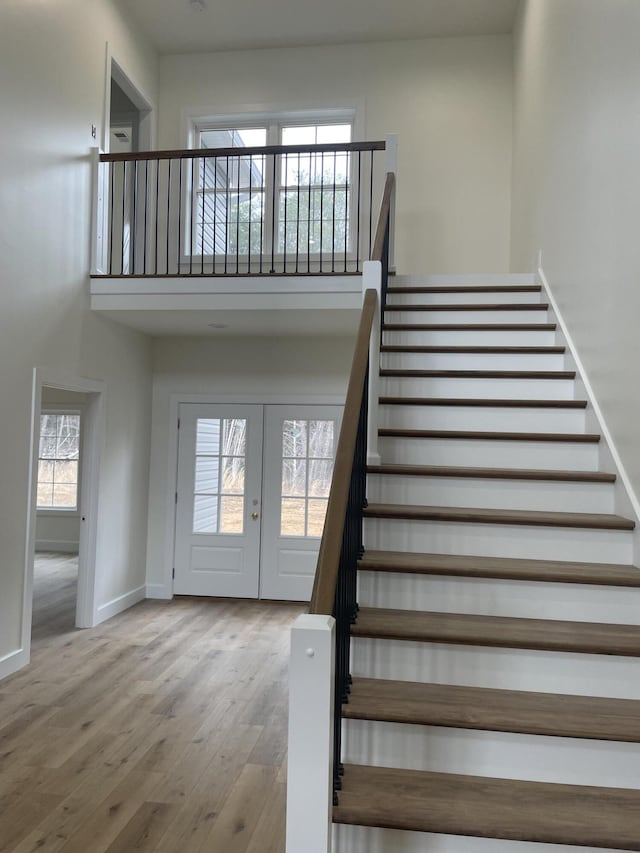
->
[[23, 372, 105, 663]]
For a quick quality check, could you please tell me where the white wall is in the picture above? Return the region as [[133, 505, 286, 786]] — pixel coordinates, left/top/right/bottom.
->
[[145, 335, 353, 594], [511, 0, 640, 501], [158, 35, 514, 274], [0, 1, 158, 676]]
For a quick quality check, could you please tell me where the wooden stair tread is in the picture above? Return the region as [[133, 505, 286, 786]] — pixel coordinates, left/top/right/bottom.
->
[[379, 428, 601, 442], [380, 396, 587, 408], [384, 302, 549, 311], [381, 345, 565, 353], [364, 503, 635, 530], [358, 550, 640, 587], [366, 463, 615, 483], [383, 322, 556, 331], [380, 368, 575, 379], [345, 677, 640, 742], [352, 608, 640, 656], [387, 285, 542, 294], [334, 764, 640, 848]]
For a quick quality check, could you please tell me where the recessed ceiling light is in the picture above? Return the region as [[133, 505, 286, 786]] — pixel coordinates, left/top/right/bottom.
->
[[207, 322, 228, 329], [189, 0, 207, 10]]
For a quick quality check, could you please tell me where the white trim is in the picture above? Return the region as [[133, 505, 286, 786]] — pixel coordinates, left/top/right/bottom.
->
[[95, 585, 146, 625], [159, 392, 346, 598], [146, 583, 173, 600], [103, 43, 155, 154], [363, 262, 381, 465], [35, 540, 80, 554], [538, 266, 640, 555], [0, 648, 29, 682], [90, 275, 362, 296]]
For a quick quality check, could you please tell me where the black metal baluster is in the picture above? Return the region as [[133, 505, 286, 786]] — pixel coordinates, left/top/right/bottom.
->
[[271, 153, 276, 274], [108, 163, 115, 275], [177, 158, 183, 274], [166, 159, 171, 275], [343, 150, 349, 273], [307, 152, 312, 273], [143, 160, 149, 275], [201, 157, 206, 275], [259, 155, 264, 275], [225, 155, 230, 275], [283, 153, 288, 274], [236, 152, 241, 274], [212, 156, 218, 275], [131, 160, 137, 274], [356, 151, 361, 273], [295, 151, 300, 274], [331, 151, 337, 273], [248, 154, 253, 273], [369, 152, 374, 259], [319, 152, 324, 273], [121, 161, 127, 275], [189, 157, 195, 275], [155, 158, 160, 275]]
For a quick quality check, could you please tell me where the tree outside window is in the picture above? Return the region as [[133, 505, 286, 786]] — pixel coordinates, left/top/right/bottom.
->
[[37, 413, 80, 510]]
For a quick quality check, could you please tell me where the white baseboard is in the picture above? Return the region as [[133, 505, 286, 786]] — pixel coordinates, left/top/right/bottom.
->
[[35, 540, 80, 553], [538, 265, 640, 532], [145, 583, 173, 600], [95, 585, 146, 625], [0, 647, 29, 682]]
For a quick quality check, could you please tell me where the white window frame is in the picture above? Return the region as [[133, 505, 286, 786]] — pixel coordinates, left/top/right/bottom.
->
[[37, 409, 82, 516], [182, 108, 359, 269]]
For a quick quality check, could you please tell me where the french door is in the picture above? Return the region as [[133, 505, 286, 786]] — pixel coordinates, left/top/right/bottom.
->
[[173, 403, 342, 601]]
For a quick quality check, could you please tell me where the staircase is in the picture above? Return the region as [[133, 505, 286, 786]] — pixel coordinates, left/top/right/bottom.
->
[[332, 275, 640, 852]]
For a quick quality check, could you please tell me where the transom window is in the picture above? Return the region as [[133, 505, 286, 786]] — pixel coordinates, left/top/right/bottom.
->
[[37, 413, 80, 510], [192, 116, 353, 260]]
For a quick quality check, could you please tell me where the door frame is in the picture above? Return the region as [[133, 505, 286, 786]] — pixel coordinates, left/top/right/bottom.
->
[[22, 369, 105, 662], [161, 393, 344, 599]]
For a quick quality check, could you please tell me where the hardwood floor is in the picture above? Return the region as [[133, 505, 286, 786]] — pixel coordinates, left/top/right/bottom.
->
[[0, 558, 303, 852]]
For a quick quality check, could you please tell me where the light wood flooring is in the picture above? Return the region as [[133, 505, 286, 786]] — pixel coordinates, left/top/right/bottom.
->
[[0, 553, 303, 852]]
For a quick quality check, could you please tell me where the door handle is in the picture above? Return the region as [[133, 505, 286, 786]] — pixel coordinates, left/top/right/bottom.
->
[[251, 512, 259, 521]]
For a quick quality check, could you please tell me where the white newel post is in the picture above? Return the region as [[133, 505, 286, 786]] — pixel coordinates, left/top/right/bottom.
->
[[90, 146, 106, 275], [286, 614, 336, 853], [384, 133, 398, 273], [363, 262, 382, 465]]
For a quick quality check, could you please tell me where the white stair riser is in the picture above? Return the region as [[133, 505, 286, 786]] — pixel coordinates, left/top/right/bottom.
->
[[380, 376, 575, 400], [380, 404, 586, 433], [386, 290, 544, 306], [334, 824, 622, 853], [352, 637, 640, 699], [357, 572, 640, 625], [381, 352, 566, 371], [383, 329, 557, 347], [364, 519, 633, 564], [366, 475, 614, 514], [343, 720, 640, 788], [378, 436, 600, 471], [385, 309, 549, 325], [393, 274, 538, 287]]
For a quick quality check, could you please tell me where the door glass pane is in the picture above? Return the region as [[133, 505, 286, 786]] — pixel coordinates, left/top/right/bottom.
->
[[193, 417, 246, 535], [196, 419, 221, 455], [282, 420, 307, 458], [309, 459, 332, 497], [282, 458, 306, 497], [220, 496, 244, 533], [280, 418, 336, 537], [281, 498, 306, 536], [222, 456, 245, 494], [195, 457, 219, 494], [307, 499, 328, 537], [194, 494, 218, 534]]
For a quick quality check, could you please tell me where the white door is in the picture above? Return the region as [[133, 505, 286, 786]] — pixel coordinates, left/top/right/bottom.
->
[[174, 404, 263, 597], [260, 405, 342, 601]]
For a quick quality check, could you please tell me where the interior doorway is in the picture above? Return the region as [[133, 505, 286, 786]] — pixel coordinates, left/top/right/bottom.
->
[[23, 371, 105, 664]]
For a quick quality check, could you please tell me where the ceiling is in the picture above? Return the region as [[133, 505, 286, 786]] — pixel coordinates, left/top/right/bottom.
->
[[118, 0, 520, 55]]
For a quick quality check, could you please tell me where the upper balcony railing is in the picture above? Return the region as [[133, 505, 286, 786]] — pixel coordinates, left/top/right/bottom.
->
[[91, 140, 389, 278]]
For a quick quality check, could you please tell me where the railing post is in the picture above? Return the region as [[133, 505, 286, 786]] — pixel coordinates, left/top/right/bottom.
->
[[363, 262, 381, 465], [286, 614, 336, 853], [90, 147, 107, 275], [384, 134, 398, 273]]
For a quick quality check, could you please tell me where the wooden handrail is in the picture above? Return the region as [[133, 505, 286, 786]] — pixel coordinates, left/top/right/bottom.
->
[[309, 288, 377, 615], [100, 139, 386, 164], [372, 172, 396, 262]]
